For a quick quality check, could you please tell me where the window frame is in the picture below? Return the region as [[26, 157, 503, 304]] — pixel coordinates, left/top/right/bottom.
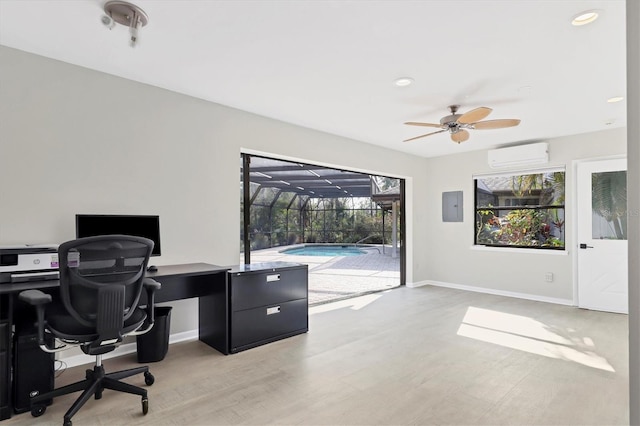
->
[[473, 168, 566, 251]]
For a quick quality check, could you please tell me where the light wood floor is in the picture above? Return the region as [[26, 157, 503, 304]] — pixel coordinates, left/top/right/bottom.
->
[[7, 286, 629, 425]]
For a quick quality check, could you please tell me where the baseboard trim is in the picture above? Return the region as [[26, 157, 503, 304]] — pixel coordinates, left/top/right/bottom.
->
[[413, 279, 574, 306], [60, 329, 199, 369]]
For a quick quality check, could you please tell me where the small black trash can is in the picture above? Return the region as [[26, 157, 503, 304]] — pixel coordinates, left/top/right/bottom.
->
[[136, 306, 172, 363]]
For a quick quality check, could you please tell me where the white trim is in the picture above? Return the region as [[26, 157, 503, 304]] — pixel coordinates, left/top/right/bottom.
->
[[417, 280, 574, 306], [578, 304, 628, 315], [473, 164, 566, 179], [406, 280, 428, 288], [61, 329, 199, 369], [572, 159, 580, 307], [470, 245, 569, 255]]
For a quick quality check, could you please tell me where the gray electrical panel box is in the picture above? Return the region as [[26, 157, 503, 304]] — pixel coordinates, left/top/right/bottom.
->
[[442, 191, 463, 222]]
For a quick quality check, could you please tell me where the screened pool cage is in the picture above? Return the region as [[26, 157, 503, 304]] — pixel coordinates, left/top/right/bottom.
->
[[241, 155, 401, 254]]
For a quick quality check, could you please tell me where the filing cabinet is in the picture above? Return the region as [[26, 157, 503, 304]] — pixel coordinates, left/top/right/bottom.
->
[[228, 263, 308, 353]]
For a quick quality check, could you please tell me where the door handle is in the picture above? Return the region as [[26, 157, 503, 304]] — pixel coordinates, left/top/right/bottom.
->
[[579, 243, 594, 249]]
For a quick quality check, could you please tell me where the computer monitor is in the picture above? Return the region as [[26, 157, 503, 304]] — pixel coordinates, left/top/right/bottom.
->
[[75, 214, 161, 256]]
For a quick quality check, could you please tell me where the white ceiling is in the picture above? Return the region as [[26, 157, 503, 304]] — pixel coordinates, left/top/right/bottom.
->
[[0, 0, 627, 158]]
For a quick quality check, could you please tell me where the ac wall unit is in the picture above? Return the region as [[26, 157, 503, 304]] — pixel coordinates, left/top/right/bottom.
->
[[488, 142, 549, 169]]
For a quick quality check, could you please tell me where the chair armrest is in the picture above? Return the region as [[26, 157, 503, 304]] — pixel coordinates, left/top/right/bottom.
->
[[143, 278, 161, 325], [18, 289, 52, 348], [143, 277, 161, 291], [19, 289, 52, 306]]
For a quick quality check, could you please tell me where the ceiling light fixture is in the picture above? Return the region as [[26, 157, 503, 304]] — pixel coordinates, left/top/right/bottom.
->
[[607, 96, 624, 103], [571, 10, 599, 26], [103, 1, 149, 47], [394, 77, 414, 87]]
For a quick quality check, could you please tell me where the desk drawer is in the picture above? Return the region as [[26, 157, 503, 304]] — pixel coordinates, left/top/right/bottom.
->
[[230, 298, 308, 353], [230, 267, 307, 311]]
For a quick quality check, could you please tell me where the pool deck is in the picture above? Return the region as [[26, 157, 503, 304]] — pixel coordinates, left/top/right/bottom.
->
[[248, 244, 401, 305]]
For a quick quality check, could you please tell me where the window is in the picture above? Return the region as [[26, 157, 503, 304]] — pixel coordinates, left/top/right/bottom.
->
[[474, 169, 565, 250], [591, 170, 627, 240]]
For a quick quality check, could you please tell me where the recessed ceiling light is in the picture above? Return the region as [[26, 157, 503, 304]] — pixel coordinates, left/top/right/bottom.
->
[[607, 96, 624, 103], [394, 77, 414, 87], [571, 10, 599, 26]]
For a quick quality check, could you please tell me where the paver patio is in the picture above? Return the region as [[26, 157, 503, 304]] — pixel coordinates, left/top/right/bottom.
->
[[247, 245, 401, 304]]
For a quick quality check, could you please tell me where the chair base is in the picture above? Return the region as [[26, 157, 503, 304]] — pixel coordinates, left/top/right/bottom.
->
[[30, 362, 152, 426]]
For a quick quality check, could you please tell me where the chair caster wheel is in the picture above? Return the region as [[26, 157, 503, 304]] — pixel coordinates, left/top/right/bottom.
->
[[144, 371, 155, 386], [142, 397, 149, 415], [31, 405, 46, 417], [63, 420, 72, 426]]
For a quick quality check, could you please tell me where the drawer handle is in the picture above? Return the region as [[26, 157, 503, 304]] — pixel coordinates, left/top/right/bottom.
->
[[266, 306, 281, 315], [266, 274, 280, 282]]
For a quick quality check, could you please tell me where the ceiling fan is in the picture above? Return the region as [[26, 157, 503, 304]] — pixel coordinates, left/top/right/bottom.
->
[[404, 105, 521, 144]]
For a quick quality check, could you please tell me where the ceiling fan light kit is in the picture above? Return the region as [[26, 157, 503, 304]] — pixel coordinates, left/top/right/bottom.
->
[[103, 1, 149, 47], [403, 105, 521, 144]]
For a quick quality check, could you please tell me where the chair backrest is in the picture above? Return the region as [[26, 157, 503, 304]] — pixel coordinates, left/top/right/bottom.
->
[[58, 235, 154, 344]]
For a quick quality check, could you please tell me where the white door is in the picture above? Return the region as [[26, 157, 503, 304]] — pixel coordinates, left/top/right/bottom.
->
[[577, 158, 628, 313]]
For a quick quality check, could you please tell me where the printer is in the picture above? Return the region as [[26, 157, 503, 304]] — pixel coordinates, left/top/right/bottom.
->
[[0, 245, 59, 284]]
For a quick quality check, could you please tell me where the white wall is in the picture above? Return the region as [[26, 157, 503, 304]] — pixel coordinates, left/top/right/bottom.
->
[[0, 46, 426, 337], [421, 128, 627, 303]]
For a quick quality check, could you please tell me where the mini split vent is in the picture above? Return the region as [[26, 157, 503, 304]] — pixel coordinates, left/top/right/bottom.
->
[[487, 142, 549, 169]]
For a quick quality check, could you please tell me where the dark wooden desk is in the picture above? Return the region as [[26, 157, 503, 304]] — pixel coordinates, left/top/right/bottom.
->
[[0, 263, 229, 420], [0, 263, 230, 350]]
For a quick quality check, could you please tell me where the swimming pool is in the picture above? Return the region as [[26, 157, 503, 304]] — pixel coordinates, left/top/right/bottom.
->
[[281, 245, 366, 257]]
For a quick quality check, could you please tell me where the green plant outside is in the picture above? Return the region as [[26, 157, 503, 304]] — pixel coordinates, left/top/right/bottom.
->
[[475, 171, 566, 249], [476, 208, 564, 248]]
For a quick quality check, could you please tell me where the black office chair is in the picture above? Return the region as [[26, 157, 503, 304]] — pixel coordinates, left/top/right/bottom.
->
[[19, 235, 161, 426]]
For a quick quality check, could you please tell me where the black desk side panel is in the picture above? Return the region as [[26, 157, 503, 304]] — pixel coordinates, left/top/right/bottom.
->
[[198, 280, 229, 355]]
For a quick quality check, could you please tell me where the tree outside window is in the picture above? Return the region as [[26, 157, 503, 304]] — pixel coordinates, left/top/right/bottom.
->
[[475, 170, 565, 250]]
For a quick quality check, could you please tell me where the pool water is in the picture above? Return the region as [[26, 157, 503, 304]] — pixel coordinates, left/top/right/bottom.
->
[[281, 245, 365, 257]]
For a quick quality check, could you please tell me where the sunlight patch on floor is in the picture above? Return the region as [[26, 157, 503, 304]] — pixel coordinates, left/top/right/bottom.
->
[[457, 306, 615, 372]]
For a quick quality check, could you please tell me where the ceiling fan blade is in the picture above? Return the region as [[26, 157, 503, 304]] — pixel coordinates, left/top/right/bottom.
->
[[404, 121, 444, 128], [451, 130, 470, 143], [403, 129, 446, 142], [473, 119, 521, 129], [458, 107, 492, 124]]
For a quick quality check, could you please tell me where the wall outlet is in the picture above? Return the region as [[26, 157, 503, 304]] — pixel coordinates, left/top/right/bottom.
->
[[545, 272, 554, 282]]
